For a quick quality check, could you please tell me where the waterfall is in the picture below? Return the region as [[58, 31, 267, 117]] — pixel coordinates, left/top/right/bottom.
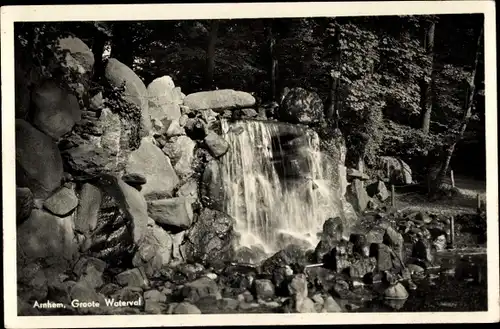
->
[[220, 119, 353, 255]]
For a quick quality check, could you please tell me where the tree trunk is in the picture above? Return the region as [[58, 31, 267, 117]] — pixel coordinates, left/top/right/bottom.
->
[[432, 26, 483, 193], [205, 20, 219, 90], [267, 20, 278, 102], [420, 19, 435, 134], [110, 23, 134, 68], [92, 33, 107, 82], [325, 21, 342, 127]]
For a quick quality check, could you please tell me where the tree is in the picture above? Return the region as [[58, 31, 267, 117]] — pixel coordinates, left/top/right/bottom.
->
[[324, 19, 342, 126], [420, 17, 436, 134], [431, 24, 483, 193], [205, 20, 219, 90], [267, 19, 278, 102]]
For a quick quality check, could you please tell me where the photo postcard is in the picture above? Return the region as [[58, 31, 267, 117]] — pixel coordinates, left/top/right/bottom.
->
[[2, 1, 499, 327]]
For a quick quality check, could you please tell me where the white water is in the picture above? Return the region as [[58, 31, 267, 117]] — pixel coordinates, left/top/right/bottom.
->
[[220, 120, 351, 255]]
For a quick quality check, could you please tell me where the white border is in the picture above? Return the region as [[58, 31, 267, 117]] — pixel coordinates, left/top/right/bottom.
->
[[2, 1, 498, 327]]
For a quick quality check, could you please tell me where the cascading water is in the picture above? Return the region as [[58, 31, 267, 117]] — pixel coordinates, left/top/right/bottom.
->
[[220, 119, 354, 256]]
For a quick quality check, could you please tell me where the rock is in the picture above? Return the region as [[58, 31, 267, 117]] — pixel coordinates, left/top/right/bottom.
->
[[383, 282, 408, 300], [416, 211, 433, 224], [144, 300, 167, 314], [314, 217, 343, 263], [311, 294, 324, 306], [132, 223, 173, 277], [173, 302, 202, 314], [122, 173, 147, 186], [43, 187, 78, 216], [204, 131, 229, 158], [183, 89, 256, 112], [433, 234, 447, 251], [75, 183, 101, 235], [116, 268, 149, 288], [16, 187, 34, 224], [147, 197, 194, 229], [347, 179, 369, 213], [147, 76, 182, 123], [74, 256, 107, 276], [56, 36, 94, 74], [18, 268, 49, 302], [182, 277, 221, 303], [254, 279, 275, 301], [261, 244, 307, 276], [171, 230, 186, 264], [162, 136, 196, 179], [89, 92, 104, 111], [349, 258, 377, 278], [296, 297, 317, 313], [46, 280, 76, 306], [184, 208, 236, 267], [382, 226, 405, 262], [288, 274, 308, 299], [278, 87, 323, 124], [164, 119, 186, 137], [110, 286, 143, 310], [116, 178, 149, 244], [371, 243, 400, 272], [99, 283, 121, 296], [16, 120, 64, 198], [411, 238, 434, 264], [184, 118, 207, 140], [200, 160, 225, 211], [220, 298, 239, 311], [31, 81, 81, 139], [378, 156, 413, 185], [17, 209, 77, 265], [105, 58, 151, 136], [347, 168, 370, 181], [79, 263, 105, 289], [367, 181, 390, 201], [125, 137, 180, 199], [175, 178, 199, 202], [407, 264, 425, 274], [322, 296, 342, 313], [144, 289, 167, 303], [98, 108, 121, 153]]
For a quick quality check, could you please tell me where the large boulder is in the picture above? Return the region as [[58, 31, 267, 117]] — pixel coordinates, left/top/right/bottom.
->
[[16, 188, 34, 224], [56, 36, 95, 75], [83, 175, 148, 267], [132, 223, 173, 278], [105, 58, 151, 136], [347, 179, 369, 213], [200, 160, 225, 211], [378, 156, 413, 185], [184, 208, 236, 267], [278, 87, 324, 124], [147, 197, 194, 229], [17, 209, 77, 265], [183, 89, 255, 112], [61, 107, 142, 180], [162, 136, 196, 179], [181, 277, 221, 303], [31, 81, 82, 139], [75, 183, 102, 235], [16, 120, 64, 198], [147, 76, 183, 122], [367, 180, 390, 201], [125, 137, 180, 199], [204, 131, 229, 158], [43, 187, 79, 217]]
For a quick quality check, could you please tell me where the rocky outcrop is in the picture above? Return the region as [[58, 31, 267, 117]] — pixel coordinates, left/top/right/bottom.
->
[[43, 186, 79, 216], [162, 136, 197, 179], [147, 76, 183, 122], [204, 131, 229, 158], [184, 208, 236, 267], [278, 87, 324, 124], [105, 58, 151, 136], [132, 223, 173, 278], [56, 36, 95, 75], [16, 120, 64, 199], [200, 160, 225, 211], [147, 197, 194, 229], [16, 188, 34, 224], [125, 138, 180, 199], [31, 81, 82, 139], [17, 209, 77, 266], [183, 89, 255, 112], [378, 156, 413, 185], [75, 183, 101, 235]]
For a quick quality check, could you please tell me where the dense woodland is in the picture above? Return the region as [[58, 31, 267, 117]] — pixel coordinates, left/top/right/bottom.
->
[[15, 14, 486, 189]]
